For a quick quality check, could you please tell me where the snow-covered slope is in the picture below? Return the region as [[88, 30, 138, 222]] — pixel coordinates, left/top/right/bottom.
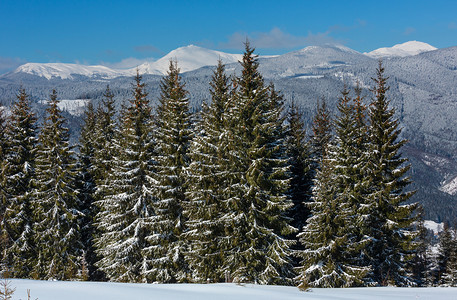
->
[[14, 63, 126, 80], [9, 279, 457, 300], [143, 44, 242, 74], [257, 44, 373, 79], [13, 45, 243, 79], [365, 41, 437, 58], [424, 220, 444, 234], [39, 99, 89, 116]]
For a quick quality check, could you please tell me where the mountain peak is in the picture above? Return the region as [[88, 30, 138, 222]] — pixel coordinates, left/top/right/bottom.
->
[[365, 41, 437, 58], [152, 45, 242, 74]]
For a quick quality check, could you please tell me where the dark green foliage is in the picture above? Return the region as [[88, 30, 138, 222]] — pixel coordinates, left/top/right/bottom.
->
[[93, 86, 118, 189], [364, 62, 419, 286], [436, 223, 457, 286], [76, 102, 98, 280], [95, 73, 155, 282], [0, 88, 37, 277], [285, 102, 313, 244], [31, 89, 82, 280], [185, 60, 231, 282], [298, 86, 372, 288], [310, 98, 332, 165], [442, 227, 457, 286], [222, 43, 295, 284], [410, 216, 431, 286], [145, 61, 192, 283]]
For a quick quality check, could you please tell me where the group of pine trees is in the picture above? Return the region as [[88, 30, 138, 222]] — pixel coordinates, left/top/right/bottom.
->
[[0, 43, 445, 288]]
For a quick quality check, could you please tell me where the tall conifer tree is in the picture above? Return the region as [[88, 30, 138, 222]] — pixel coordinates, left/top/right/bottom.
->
[[0, 88, 38, 277], [297, 87, 371, 288], [95, 73, 155, 282], [76, 102, 98, 280], [286, 102, 312, 245], [223, 42, 295, 284], [185, 60, 231, 282], [364, 62, 418, 286], [145, 60, 192, 283], [90, 85, 118, 281], [32, 89, 82, 280]]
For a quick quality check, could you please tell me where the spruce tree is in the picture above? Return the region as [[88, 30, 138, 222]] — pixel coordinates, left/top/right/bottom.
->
[[364, 62, 419, 286], [90, 85, 118, 281], [31, 89, 82, 280], [0, 88, 38, 277], [145, 60, 192, 283], [442, 226, 457, 286], [95, 73, 155, 283], [222, 43, 295, 284], [75, 102, 98, 280], [297, 87, 371, 288], [410, 216, 430, 286], [437, 223, 454, 284], [285, 101, 312, 245], [185, 60, 231, 282]]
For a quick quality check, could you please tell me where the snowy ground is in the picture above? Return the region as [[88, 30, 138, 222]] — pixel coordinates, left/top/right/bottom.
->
[[5, 279, 457, 300]]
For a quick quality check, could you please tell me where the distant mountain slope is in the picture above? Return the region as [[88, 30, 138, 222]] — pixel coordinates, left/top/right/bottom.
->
[[14, 63, 126, 80], [365, 41, 437, 58], [10, 45, 243, 80], [137, 45, 242, 75]]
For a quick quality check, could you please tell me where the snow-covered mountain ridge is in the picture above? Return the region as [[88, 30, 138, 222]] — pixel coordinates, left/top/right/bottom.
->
[[13, 45, 243, 80], [365, 41, 437, 58], [11, 41, 438, 80], [15, 63, 127, 80]]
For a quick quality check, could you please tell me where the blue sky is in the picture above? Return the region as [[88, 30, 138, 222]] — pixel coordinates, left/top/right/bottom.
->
[[1, 0, 456, 72]]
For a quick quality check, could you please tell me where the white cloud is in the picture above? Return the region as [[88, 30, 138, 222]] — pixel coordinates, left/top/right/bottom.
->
[[100, 57, 155, 69], [219, 27, 343, 50], [404, 27, 416, 35], [0, 56, 26, 74], [134, 45, 161, 54]]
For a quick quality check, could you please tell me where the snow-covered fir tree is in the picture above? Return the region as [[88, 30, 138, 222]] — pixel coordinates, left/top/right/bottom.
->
[[436, 223, 455, 285], [95, 72, 155, 283], [222, 43, 295, 285], [0, 88, 38, 277], [145, 60, 192, 283], [363, 62, 419, 286], [185, 60, 231, 282], [90, 85, 118, 281], [31, 89, 82, 280], [75, 102, 98, 280], [297, 87, 371, 289], [285, 101, 313, 248], [441, 226, 457, 286]]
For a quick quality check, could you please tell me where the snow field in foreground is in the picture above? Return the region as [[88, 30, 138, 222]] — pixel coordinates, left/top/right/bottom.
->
[[7, 279, 457, 300]]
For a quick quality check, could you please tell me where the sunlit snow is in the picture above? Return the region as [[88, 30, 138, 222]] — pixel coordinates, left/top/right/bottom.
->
[[38, 99, 89, 116], [365, 41, 437, 59], [6, 279, 457, 300]]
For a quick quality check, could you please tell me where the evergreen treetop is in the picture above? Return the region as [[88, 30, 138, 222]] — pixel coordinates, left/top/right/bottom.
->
[[144, 61, 192, 283], [95, 71, 155, 283], [32, 89, 82, 280], [364, 61, 419, 286]]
